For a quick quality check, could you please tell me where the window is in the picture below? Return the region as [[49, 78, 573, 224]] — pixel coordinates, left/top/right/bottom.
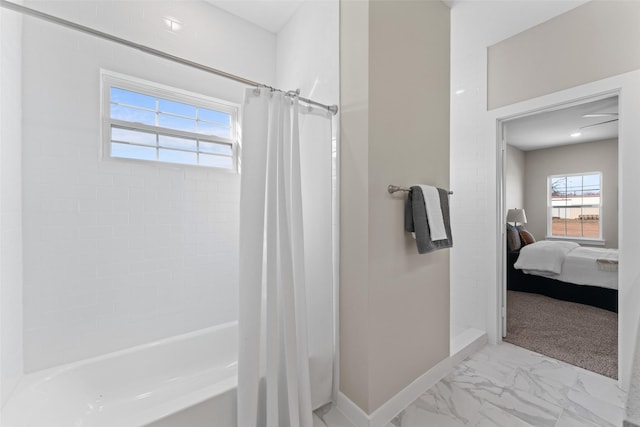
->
[[548, 172, 602, 239], [102, 71, 238, 170]]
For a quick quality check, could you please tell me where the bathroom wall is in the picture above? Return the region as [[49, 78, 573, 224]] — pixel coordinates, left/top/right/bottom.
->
[[21, 0, 276, 372], [449, 0, 587, 340], [340, 0, 450, 414], [0, 5, 24, 406], [276, 0, 339, 408], [523, 138, 618, 247], [452, 0, 640, 389], [276, 0, 338, 109], [339, 0, 370, 412]]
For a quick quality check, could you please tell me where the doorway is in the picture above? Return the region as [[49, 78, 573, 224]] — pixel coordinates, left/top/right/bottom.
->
[[497, 92, 620, 379]]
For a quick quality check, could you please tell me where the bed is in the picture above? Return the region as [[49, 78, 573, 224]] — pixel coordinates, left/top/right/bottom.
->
[[506, 227, 618, 312]]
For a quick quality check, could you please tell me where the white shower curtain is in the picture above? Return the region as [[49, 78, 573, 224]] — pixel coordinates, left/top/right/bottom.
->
[[238, 88, 333, 427]]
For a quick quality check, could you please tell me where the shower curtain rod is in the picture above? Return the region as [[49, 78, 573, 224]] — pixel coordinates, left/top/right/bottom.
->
[[0, 0, 339, 115]]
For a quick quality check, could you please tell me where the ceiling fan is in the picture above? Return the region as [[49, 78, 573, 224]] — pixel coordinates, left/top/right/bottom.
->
[[580, 112, 618, 130]]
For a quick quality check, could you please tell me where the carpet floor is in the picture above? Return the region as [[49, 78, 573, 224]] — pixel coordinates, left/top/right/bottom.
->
[[504, 290, 618, 379]]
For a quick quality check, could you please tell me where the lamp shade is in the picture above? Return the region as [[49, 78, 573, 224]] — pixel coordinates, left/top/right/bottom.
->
[[506, 208, 527, 225]]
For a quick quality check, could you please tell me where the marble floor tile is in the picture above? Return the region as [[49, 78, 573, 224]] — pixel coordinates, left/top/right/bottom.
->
[[554, 409, 602, 427], [391, 343, 626, 427], [391, 380, 481, 427], [314, 403, 356, 427], [445, 366, 563, 427], [563, 388, 625, 427], [506, 362, 578, 407], [318, 342, 625, 427], [314, 413, 328, 427], [466, 402, 534, 427], [572, 370, 626, 408], [458, 348, 520, 385], [459, 342, 553, 386]]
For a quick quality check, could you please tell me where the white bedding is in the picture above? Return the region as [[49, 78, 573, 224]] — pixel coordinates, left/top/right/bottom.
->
[[560, 247, 618, 290], [514, 241, 618, 290], [514, 241, 579, 276]]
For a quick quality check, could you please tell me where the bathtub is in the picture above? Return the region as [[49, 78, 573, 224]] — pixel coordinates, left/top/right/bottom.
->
[[2, 322, 238, 427]]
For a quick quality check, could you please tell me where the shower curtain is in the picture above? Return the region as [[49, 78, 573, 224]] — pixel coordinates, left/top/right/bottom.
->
[[238, 88, 333, 427]]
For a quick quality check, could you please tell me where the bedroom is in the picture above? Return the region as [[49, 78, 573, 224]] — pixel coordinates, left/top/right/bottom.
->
[[503, 95, 619, 379]]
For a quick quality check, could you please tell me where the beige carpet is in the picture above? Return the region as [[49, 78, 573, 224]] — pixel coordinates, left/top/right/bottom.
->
[[504, 290, 617, 379]]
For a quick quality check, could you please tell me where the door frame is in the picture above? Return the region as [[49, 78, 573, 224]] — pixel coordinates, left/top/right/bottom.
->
[[494, 89, 621, 361], [487, 69, 640, 391]]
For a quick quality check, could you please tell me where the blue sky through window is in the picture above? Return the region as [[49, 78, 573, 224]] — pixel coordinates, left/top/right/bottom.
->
[[551, 174, 600, 197], [199, 108, 231, 126], [110, 87, 232, 136], [159, 98, 196, 118], [159, 135, 198, 151], [110, 104, 155, 126], [158, 114, 197, 133], [111, 87, 155, 109], [111, 127, 156, 146], [108, 82, 235, 169]]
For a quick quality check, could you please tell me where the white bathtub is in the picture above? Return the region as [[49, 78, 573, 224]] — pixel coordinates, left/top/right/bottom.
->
[[2, 322, 238, 427]]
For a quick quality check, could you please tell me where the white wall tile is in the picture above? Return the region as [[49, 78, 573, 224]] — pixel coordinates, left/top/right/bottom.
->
[[0, 6, 24, 404], [21, 0, 275, 372]]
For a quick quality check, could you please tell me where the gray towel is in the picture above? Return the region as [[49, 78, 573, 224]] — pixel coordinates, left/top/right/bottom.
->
[[405, 186, 453, 254]]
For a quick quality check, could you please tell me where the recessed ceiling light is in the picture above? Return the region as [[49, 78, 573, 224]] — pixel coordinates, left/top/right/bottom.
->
[[571, 132, 582, 138], [164, 17, 182, 33]]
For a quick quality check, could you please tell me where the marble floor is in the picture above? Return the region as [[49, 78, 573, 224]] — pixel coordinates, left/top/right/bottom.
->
[[315, 342, 627, 427]]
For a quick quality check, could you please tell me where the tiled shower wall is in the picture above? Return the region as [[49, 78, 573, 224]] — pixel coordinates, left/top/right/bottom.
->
[[21, 0, 276, 372], [1, 6, 24, 404]]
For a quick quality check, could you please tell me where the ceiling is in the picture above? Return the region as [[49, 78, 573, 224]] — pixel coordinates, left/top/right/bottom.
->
[[204, 0, 305, 33], [505, 97, 619, 151]]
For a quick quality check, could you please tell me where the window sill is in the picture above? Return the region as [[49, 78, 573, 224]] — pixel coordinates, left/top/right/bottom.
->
[[545, 236, 606, 246]]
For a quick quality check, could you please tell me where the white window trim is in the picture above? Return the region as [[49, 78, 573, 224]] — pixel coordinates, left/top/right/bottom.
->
[[546, 171, 603, 241], [100, 69, 240, 172]]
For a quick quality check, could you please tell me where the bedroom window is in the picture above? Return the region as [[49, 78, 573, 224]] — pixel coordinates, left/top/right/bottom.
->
[[548, 172, 602, 240], [101, 71, 238, 170]]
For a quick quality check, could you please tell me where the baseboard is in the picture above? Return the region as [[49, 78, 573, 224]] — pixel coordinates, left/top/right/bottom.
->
[[451, 328, 488, 364], [367, 354, 453, 427], [336, 330, 487, 427], [335, 392, 369, 427]]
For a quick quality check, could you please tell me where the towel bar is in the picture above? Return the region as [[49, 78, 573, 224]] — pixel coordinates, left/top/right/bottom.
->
[[388, 184, 453, 195]]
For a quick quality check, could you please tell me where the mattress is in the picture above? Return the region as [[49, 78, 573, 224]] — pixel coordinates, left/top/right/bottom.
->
[[515, 242, 618, 290], [557, 247, 618, 290]]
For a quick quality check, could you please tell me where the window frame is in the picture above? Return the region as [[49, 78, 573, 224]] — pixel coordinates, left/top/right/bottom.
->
[[100, 70, 239, 172], [546, 171, 603, 242]]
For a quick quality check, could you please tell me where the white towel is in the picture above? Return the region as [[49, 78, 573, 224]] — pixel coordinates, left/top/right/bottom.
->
[[419, 185, 447, 241]]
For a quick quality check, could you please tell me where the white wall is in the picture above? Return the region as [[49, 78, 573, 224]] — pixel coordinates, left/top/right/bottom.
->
[[276, 0, 338, 110], [275, 0, 339, 409], [0, 6, 24, 406], [452, 0, 640, 390], [21, 0, 276, 372], [338, 0, 370, 412], [505, 145, 524, 213], [449, 0, 587, 337]]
